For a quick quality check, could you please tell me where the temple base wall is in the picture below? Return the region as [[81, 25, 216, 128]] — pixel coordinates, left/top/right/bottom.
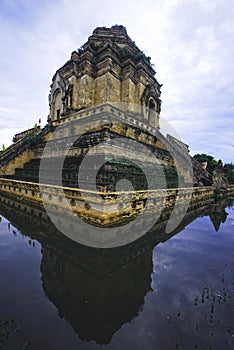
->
[[0, 178, 233, 228]]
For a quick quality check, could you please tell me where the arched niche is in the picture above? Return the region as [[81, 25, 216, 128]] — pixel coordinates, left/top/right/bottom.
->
[[141, 85, 161, 128], [52, 89, 62, 120], [49, 72, 67, 121], [148, 98, 156, 126]]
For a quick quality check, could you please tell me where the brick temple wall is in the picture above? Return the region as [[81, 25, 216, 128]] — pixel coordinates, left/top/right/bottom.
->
[[1, 178, 232, 227]]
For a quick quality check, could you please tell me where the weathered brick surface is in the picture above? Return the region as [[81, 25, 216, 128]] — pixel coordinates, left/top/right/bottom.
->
[[1, 178, 233, 227]]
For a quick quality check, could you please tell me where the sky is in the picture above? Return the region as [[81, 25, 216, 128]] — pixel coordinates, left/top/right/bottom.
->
[[0, 0, 233, 163]]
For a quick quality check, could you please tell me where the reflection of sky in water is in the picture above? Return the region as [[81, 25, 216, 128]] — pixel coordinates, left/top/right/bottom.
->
[[128, 206, 234, 349], [107, 205, 234, 349], [0, 203, 234, 349]]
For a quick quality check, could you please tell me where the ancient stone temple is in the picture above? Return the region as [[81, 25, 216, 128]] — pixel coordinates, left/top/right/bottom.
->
[[0, 25, 213, 204], [49, 25, 161, 129], [1, 25, 234, 247]]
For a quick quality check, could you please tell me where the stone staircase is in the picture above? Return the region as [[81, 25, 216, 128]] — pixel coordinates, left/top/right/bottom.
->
[[0, 125, 51, 176], [156, 132, 212, 186], [0, 118, 208, 189]]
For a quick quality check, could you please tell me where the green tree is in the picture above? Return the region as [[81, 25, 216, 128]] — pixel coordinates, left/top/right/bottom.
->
[[225, 162, 234, 184], [193, 153, 218, 174], [193, 154, 234, 184]]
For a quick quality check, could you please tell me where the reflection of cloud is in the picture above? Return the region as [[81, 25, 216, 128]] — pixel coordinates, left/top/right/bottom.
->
[[141, 209, 234, 348], [0, 0, 233, 162]]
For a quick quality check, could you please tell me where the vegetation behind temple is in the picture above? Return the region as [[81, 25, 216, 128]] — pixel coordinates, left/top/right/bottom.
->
[[193, 153, 234, 184]]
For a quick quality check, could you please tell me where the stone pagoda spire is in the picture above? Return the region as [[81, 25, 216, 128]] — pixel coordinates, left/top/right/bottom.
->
[[49, 25, 162, 128]]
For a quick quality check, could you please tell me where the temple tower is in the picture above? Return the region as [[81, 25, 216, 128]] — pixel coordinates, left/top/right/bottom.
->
[[49, 25, 162, 128]]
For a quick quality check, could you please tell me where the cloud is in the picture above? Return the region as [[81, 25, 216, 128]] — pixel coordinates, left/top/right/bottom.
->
[[0, 0, 233, 162]]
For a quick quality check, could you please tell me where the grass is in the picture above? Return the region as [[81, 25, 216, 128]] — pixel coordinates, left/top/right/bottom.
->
[[0, 316, 31, 349]]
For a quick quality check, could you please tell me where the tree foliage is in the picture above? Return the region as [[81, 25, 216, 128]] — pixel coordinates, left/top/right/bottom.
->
[[193, 153, 218, 174], [193, 153, 234, 184], [226, 162, 234, 184]]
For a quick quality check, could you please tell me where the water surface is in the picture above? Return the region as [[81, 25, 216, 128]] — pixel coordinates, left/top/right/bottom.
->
[[0, 200, 234, 349]]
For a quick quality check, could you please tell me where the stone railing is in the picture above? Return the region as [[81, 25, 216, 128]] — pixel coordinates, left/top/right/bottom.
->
[[52, 103, 158, 137], [166, 134, 211, 180], [0, 126, 50, 168], [158, 131, 212, 184], [166, 134, 189, 152], [0, 177, 224, 227]]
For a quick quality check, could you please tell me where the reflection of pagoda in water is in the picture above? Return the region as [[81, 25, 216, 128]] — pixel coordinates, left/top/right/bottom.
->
[[0, 197, 153, 344], [1, 196, 231, 344], [41, 245, 152, 344], [208, 201, 229, 231]]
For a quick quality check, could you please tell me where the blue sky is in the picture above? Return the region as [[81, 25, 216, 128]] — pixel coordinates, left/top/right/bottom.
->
[[0, 0, 233, 163]]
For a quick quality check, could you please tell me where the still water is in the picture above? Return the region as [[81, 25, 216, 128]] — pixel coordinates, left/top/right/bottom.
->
[[0, 200, 234, 349]]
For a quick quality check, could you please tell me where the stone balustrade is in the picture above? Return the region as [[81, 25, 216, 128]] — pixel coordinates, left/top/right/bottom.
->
[[1, 177, 232, 227]]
